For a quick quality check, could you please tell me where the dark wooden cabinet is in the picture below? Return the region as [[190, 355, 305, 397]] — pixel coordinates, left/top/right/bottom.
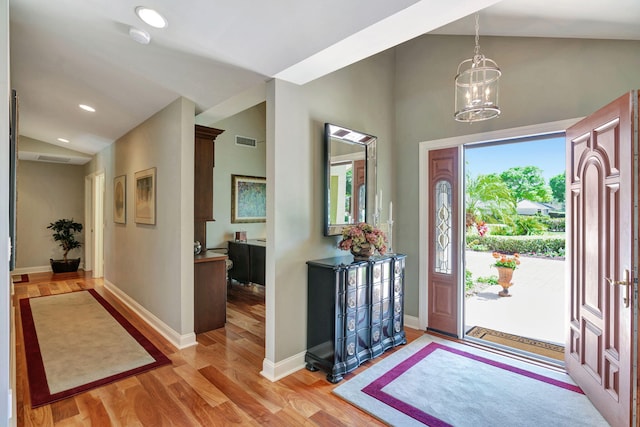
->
[[305, 254, 406, 383], [194, 251, 228, 333], [194, 125, 224, 245], [228, 240, 266, 286]]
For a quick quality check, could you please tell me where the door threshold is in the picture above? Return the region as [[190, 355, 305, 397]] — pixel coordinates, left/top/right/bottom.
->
[[425, 330, 566, 373]]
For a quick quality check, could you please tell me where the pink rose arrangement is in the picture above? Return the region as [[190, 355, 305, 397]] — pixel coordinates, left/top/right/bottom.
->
[[338, 222, 388, 255]]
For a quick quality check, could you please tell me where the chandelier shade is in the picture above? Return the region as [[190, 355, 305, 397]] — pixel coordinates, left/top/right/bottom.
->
[[454, 14, 501, 123]]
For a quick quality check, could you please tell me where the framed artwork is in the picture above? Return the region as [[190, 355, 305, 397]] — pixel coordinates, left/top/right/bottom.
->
[[231, 174, 266, 223], [134, 167, 156, 225], [113, 175, 126, 224]]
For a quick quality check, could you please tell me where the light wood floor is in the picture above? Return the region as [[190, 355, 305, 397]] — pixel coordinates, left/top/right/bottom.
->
[[13, 271, 423, 426]]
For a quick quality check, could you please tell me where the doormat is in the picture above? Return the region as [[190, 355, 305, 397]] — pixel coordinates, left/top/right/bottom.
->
[[12, 274, 29, 283], [20, 289, 171, 407], [466, 326, 564, 361], [333, 335, 607, 426]]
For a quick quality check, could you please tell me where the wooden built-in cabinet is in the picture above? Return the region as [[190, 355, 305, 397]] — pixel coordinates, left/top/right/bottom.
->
[[194, 251, 228, 333], [194, 125, 224, 245], [305, 254, 406, 383]]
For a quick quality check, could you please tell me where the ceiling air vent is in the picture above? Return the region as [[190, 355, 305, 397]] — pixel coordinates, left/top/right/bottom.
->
[[235, 135, 257, 148], [37, 155, 71, 163]]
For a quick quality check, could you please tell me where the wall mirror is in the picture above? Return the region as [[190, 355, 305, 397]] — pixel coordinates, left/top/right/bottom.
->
[[324, 123, 377, 236]]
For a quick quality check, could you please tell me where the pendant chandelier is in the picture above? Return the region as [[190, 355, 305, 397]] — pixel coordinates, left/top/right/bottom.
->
[[454, 13, 501, 123]]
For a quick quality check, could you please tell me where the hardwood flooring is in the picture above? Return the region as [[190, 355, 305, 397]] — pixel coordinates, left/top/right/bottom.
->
[[14, 272, 423, 426]]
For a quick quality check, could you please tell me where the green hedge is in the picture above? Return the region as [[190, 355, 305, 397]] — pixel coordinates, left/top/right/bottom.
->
[[467, 235, 565, 255]]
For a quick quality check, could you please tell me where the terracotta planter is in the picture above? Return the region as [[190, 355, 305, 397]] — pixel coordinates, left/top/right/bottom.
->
[[496, 266, 515, 297]]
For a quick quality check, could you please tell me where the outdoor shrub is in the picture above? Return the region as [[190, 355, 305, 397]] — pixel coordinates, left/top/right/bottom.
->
[[477, 275, 498, 285], [513, 215, 547, 235], [465, 269, 474, 292], [538, 216, 566, 232], [475, 235, 565, 256]]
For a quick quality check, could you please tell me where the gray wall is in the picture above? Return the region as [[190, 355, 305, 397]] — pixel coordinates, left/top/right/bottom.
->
[[394, 35, 640, 317], [205, 102, 267, 249], [267, 49, 396, 362], [15, 159, 85, 269], [88, 97, 196, 335]]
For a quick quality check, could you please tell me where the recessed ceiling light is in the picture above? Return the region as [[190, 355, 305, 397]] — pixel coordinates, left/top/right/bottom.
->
[[79, 104, 96, 112], [129, 27, 151, 45], [135, 6, 167, 29], [57, 138, 70, 143]]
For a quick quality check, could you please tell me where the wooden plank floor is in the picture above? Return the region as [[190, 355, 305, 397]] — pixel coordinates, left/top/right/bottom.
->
[[13, 272, 423, 426]]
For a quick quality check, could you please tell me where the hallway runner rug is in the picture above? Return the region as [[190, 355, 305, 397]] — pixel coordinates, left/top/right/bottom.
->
[[12, 274, 29, 283], [333, 335, 608, 427], [466, 326, 565, 361], [20, 289, 171, 407]]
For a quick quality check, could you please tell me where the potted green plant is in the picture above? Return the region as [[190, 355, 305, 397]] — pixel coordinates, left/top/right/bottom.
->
[[47, 218, 83, 273]]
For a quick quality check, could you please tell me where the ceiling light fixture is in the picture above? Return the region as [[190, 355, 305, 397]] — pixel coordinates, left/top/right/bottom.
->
[[454, 13, 501, 123], [79, 104, 96, 112], [57, 138, 70, 143], [135, 6, 167, 29], [129, 27, 151, 44]]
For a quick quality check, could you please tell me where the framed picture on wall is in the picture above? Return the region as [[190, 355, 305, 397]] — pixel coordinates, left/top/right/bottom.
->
[[113, 175, 126, 224], [231, 174, 266, 223], [134, 167, 156, 225]]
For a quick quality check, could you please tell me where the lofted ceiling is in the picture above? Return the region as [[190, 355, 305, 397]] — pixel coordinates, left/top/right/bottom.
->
[[9, 0, 640, 157]]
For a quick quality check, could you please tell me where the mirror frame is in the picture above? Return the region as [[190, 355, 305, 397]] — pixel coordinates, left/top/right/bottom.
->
[[324, 123, 377, 236]]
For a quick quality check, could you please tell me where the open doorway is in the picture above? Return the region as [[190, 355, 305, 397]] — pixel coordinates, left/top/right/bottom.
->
[[463, 134, 566, 364]]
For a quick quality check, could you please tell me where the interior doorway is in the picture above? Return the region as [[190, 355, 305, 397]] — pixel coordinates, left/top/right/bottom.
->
[[462, 135, 566, 363]]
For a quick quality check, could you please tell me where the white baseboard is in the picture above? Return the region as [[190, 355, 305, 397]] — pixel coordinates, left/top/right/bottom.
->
[[260, 351, 306, 382], [103, 280, 197, 350], [12, 262, 86, 276], [404, 314, 421, 330], [11, 265, 50, 275]]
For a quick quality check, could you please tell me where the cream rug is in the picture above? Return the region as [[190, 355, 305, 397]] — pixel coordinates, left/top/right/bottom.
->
[[20, 289, 171, 407], [333, 335, 608, 426]]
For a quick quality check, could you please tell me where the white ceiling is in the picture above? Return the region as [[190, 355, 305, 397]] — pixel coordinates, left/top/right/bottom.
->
[[10, 0, 640, 156]]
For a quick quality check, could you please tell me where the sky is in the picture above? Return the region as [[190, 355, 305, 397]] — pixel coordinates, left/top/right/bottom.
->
[[464, 136, 566, 182]]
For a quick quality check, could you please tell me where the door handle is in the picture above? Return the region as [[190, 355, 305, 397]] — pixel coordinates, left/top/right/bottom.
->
[[606, 269, 630, 308]]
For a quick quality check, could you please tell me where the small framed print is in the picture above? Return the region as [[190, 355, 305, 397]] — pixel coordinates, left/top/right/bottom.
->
[[134, 167, 156, 225], [113, 175, 126, 224]]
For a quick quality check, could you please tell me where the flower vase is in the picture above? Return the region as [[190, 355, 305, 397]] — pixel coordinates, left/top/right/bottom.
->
[[496, 267, 514, 297], [351, 243, 375, 261]]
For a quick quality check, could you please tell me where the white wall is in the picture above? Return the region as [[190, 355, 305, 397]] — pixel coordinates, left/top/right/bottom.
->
[[204, 102, 266, 249], [394, 35, 640, 317], [265, 49, 396, 366], [88, 97, 195, 336], [15, 159, 85, 270], [1, 0, 12, 422]]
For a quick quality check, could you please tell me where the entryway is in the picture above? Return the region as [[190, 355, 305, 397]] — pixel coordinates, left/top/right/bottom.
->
[[462, 136, 566, 364]]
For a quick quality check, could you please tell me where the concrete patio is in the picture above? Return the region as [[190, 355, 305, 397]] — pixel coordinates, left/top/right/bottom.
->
[[464, 250, 566, 346]]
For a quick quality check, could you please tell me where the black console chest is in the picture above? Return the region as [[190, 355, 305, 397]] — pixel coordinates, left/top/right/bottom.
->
[[305, 254, 406, 383]]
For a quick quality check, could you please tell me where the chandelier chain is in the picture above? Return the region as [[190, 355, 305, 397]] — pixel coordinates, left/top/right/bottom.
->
[[474, 13, 481, 58]]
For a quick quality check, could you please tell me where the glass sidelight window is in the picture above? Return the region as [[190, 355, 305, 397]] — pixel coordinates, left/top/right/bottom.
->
[[434, 180, 452, 274]]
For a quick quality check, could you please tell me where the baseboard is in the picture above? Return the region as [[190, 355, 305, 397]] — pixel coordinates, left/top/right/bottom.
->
[[11, 265, 50, 275], [404, 314, 421, 330], [260, 350, 306, 382], [11, 262, 86, 275], [103, 280, 197, 350]]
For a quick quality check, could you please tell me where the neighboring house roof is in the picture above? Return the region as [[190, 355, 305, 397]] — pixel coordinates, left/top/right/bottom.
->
[[517, 199, 551, 215]]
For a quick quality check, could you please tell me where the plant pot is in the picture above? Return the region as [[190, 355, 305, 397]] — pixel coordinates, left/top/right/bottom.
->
[[351, 244, 375, 261], [50, 258, 81, 273], [496, 266, 514, 297]]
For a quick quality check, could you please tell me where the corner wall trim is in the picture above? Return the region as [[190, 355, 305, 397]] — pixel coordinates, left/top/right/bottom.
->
[[103, 280, 197, 350], [260, 351, 306, 382]]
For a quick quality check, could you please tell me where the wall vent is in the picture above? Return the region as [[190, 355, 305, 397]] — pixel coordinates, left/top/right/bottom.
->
[[37, 155, 71, 163], [235, 135, 257, 148]]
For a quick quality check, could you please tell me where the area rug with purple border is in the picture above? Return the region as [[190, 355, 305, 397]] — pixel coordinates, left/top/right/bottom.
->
[[20, 289, 171, 407], [333, 335, 607, 426]]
